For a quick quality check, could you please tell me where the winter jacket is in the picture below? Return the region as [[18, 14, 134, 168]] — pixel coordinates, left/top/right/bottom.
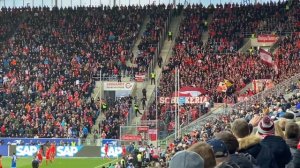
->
[[238, 135, 278, 168], [286, 139, 299, 168], [261, 135, 292, 168]]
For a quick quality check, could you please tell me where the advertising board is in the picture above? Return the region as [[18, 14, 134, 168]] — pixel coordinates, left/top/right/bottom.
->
[[100, 146, 122, 158]]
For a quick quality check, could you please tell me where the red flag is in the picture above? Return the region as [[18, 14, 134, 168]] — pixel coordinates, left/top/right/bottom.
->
[[259, 49, 274, 66]]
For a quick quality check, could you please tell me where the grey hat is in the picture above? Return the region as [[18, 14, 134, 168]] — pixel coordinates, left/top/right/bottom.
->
[[169, 151, 204, 168]]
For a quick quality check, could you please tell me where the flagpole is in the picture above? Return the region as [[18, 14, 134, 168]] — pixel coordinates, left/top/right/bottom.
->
[[174, 67, 177, 139], [155, 74, 158, 147], [177, 67, 180, 137]]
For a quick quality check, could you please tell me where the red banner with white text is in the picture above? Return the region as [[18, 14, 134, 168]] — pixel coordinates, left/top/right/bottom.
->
[[257, 34, 278, 43]]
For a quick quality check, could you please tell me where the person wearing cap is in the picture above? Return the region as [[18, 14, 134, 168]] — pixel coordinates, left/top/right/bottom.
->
[[231, 118, 276, 168], [258, 116, 292, 168], [207, 138, 257, 168], [214, 131, 260, 167], [169, 150, 204, 168]]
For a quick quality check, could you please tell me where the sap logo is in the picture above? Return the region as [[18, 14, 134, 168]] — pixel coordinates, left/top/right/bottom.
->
[[56, 146, 82, 157], [16, 146, 39, 157], [100, 147, 122, 158]]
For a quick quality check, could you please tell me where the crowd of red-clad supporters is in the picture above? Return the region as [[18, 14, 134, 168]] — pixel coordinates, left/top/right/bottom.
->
[[144, 1, 300, 135], [0, 5, 145, 138]]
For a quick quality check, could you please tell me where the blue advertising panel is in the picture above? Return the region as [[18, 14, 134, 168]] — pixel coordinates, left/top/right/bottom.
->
[[0, 138, 79, 145], [100, 146, 122, 158], [56, 146, 83, 157], [15, 145, 83, 157], [16, 146, 41, 157], [0, 145, 8, 156], [101, 139, 120, 146]]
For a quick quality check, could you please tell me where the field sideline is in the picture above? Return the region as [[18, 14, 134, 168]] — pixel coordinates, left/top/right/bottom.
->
[[1, 157, 118, 168]]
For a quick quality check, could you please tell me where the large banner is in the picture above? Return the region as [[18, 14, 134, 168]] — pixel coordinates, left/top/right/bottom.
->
[[159, 96, 209, 104], [257, 34, 278, 43], [252, 79, 274, 93], [0, 138, 78, 145], [103, 82, 134, 91]]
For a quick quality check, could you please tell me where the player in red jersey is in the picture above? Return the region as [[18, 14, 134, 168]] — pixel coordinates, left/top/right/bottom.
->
[[122, 145, 126, 157], [37, 148, 43, 166], [45, 147, 51, 165], [104, 143, 109, 158], [50, 143, 56, 162]]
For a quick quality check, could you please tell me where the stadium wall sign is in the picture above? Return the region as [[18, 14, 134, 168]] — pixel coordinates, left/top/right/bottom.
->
[[257, 34, 278, 43], [120, 134, 142, 141], [56, 146, 83, 157], [103, 82, 135, 91], [159, 96, 209, 104], [101, 139, 120, 146], [16, 146, 40, 157], [100, 146, 122, 158], [10, 145, 100, 157]]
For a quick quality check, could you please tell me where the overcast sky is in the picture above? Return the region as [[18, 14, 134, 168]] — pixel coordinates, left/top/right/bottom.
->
[[0, 0, 283, 9]]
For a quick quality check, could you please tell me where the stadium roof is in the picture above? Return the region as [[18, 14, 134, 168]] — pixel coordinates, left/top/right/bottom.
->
[[0, 0, 281, 9]]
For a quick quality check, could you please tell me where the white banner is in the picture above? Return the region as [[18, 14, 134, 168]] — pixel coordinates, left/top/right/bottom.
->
[[103, 82, 135, 91]]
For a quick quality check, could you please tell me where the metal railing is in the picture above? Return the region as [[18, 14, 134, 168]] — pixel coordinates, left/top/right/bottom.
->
[[163, 104, 226, 143], [162, 72, 300, 144]]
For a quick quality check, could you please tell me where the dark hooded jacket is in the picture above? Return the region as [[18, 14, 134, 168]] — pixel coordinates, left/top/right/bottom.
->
[[285, 139, 299, 168], [261, 135, 292, 168], [238, 135, 278, 168]]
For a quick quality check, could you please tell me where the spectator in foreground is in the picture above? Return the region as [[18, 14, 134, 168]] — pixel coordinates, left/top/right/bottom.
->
[[207, 138, 256, 168], [258, 116, 292, 167], [187, 142, 216, 168], [285, 122, 300, 168], [169, 150, 204, 168], [294, 149, 300, 168], [231, 118, 276, 168], [214, 131, 259, 167]]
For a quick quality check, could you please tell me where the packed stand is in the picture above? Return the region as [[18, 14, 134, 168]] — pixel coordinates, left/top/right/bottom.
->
[[207, 2, 287, 53], [134, 5, 171, 74], [0, 7, 25, 42], [255, 0, 299, 34], [0, 6, 144, 138], [146, 2, 300, 136]]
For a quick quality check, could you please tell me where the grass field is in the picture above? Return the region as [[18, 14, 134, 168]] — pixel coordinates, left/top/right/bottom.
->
[[1, 157, 117, 168]]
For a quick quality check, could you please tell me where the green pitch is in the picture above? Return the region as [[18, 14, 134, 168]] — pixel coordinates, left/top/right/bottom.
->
[[1, 157, 118, 168]]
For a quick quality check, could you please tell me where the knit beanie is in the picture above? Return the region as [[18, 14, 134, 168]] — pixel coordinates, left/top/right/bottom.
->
[[257, 116, 275, 136]]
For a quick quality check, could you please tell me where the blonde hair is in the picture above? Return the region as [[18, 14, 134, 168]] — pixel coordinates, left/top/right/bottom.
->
[[275, 121, 285, 138], [188, 142, 216, 168]]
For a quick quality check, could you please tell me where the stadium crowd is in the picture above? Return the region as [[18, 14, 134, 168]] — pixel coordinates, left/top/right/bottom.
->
[[0, 5, 144, 138], [144, 1, 300, 134]]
